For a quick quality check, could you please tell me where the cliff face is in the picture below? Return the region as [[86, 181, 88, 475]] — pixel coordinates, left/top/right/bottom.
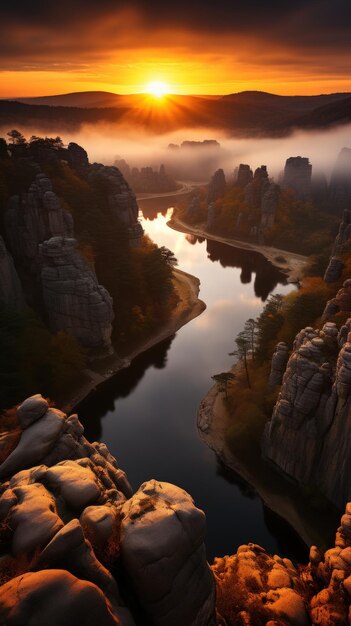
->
[[0, 394, 216, 626], [0, 236, 25, 310], [263, 318, 351, 509], [88, 163, 143, 245], [0, 140, 146, 352], [324, 209, 351, 283], [5, 171, 74, 270], [40, 237, 114, 350]]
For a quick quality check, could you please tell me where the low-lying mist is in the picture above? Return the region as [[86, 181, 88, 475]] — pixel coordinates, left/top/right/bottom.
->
[[1, 121, 351, 182]]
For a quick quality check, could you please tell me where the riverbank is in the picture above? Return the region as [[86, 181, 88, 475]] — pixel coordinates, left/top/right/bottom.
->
[[61, 268, 205, 414], [136, 181, 204, 201], [168, 217, 308, 283], [197, 373, 339, 552]]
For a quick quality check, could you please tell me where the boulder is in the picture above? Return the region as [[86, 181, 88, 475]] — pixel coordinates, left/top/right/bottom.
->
[[120, 479, 216, 626], [0, 570, 124, 626]]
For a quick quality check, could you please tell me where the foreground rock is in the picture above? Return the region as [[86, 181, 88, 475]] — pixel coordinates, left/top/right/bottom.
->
[[121, 480, 215, 626], [214, 501, 351, 625], [0, 394, 216, 626]]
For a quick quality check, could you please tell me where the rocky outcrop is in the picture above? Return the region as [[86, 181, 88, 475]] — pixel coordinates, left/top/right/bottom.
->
[[235, 164, 253, 188], [282, 156, 312, 200], [40, 237, 114, 351], [121, 480, 215, 626], [323, 278, 351, 318], [213, 544, 308, 625], [269, 341, 289, 386], [0, 236, 25, 310], [0, 395, 216, 626], [5, 171, 74, 269], [245, 165, 269, 210], [187, 195, 202, 221], [262, 319, 351, 508], [214, 502, 351, 626], [324, 209, 351, 282], [330, 148, 351, 214], [261, 182, 279, 228], [87, 164, 143, 245], [207, 169, 227, 204]]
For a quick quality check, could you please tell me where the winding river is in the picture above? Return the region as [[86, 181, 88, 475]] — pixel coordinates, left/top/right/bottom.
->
[[80, 197, 308, 563]]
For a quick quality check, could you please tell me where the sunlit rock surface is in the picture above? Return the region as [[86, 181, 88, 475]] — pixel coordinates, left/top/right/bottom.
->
[[0, 570, 123, 626], [214, 502, 351, 625], [263, 319, 351, 508], [0, 395, 215, 626], [121, 479, 216, 626], [40, 236, 114, 350]]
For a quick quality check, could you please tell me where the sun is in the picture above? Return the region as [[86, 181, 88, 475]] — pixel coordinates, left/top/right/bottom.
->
[[146, 81, 169, 98]]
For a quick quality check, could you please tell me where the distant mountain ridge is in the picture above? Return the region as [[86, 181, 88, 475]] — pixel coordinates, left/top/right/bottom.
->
[[1, 90, 351, 135]]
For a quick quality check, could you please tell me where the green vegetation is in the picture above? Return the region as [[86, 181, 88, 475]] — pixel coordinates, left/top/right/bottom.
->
[[175, 184, 336, 256], [224, 265, 348, 457]]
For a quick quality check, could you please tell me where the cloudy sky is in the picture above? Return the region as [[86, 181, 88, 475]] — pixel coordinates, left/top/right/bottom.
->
[[1, 0, 351, 96]]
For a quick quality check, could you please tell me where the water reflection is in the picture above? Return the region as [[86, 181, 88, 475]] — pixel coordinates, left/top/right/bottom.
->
[[78, 205, 305, 563], [203, 239, 286, 301], [80, 336, 174, 442]]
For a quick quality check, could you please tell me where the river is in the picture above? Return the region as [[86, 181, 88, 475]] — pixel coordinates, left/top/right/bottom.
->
[[79, 198, 308, 563]]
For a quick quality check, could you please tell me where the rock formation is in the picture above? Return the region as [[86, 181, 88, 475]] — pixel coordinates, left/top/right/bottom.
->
[[268, 341, 289, 386], [0, 236, 25, 310], [261, 182, 280, 228], [323, 278, 351, 318], [235, 164, 253, 188], [5, 171, 74, 270], [87, 164, 143, 245], [330, 148, 351, 214], [40, 237, 114, 351], [245, 166, 269, 210], [0, 394, 216, 626], [262, 318, 351, 509], [214, 501, 351, 626], [207, 169, 227, 204], [324, 209, 351, 282], [282, 156, 312, 200]]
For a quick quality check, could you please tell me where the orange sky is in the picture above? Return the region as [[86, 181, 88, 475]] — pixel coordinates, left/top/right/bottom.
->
[[1, 1, 351, 97]]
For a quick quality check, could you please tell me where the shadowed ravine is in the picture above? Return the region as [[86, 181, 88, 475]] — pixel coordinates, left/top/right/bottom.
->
[[79, 203, 307, 563]]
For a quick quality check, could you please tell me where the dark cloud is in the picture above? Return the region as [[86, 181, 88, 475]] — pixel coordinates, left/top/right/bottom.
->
[[1, 0, 350, 70]]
